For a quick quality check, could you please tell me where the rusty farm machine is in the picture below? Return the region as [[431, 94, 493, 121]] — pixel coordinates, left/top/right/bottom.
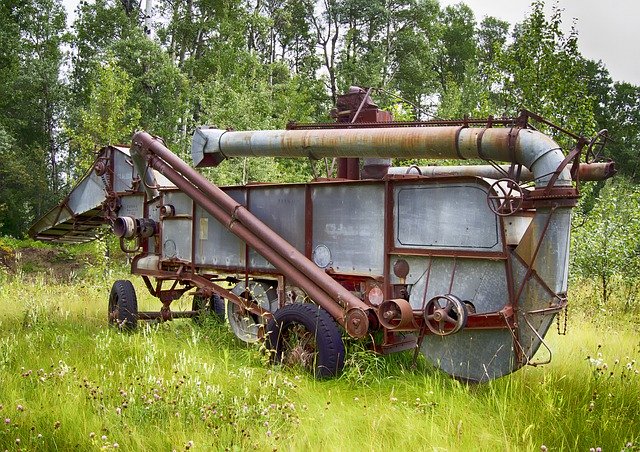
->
[[30, 88, 615, 382]]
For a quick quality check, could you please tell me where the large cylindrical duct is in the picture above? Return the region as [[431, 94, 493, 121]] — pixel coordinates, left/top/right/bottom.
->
[[193, 126, 572, 187]]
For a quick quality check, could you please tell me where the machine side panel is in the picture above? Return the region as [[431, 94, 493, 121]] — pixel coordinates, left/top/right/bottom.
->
[[161, 191, 194, 262], [113, 149, 138, 193], [311, 184, 385, 275], [247, 186, 306, 270], [193, 188, 247, 268], [404, 256, 508, 314], [66, 172, 106, 216], [394, 182, 502, 252]]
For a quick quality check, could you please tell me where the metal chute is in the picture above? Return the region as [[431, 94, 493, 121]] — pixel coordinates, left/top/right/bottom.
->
[[28, 146, 173, 244]]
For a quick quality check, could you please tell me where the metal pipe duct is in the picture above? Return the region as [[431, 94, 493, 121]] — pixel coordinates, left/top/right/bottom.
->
[[388, 162, 616, 182], [193, 127, 571, 188]]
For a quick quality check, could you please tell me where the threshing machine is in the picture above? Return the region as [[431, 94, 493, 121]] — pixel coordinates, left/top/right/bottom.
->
[[30, 88, 615, 382]]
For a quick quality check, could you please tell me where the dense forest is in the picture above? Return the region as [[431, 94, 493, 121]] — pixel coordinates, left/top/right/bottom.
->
[[0, 0, 639, 305]]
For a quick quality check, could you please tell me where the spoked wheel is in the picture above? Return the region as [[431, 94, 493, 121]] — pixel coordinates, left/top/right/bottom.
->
[[108, 280, 138, 332], [423, 294, 468, 336], [266, 303, 345, 379], [192, 293, 225, 324], [487, 178, 524, 216], [228, 281, 277, 343]]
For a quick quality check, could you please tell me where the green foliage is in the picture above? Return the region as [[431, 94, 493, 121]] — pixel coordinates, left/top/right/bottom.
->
[[0, 0, 68, 236], [109, 32, 189, 144], [602, 82, 640, 179], [67, 60, 141, 173], [497, 1, 595, 142], [572, 178, 640, 307]]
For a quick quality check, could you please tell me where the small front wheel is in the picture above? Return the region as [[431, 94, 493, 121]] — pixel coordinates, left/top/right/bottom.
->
[[265, 303, 345, 379], [108, 280, 138, 332]]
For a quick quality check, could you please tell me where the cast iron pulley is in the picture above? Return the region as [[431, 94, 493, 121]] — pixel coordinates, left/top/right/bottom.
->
[[585, 129, 609, 163], [487, 178, 524, 216], [423, 294, 468, 336]]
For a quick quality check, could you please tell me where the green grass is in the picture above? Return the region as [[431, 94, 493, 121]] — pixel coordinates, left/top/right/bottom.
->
[[0, 271, 639, 451]]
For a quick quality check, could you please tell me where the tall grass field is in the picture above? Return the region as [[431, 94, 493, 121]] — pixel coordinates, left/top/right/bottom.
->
[[0, 263, 639, 451]]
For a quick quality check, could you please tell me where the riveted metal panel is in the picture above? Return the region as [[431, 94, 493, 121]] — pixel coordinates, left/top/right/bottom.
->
[[193, 188, 247, 268], [311, 184, 385, 274], [67, 173, 105, 215], [163, 191, 193, 216], [162, 218, 192, 261], [247, 186, 306, 270], [421, 329, 516, 383], [405, 256, 508, 314], [118, 194, 144, 218], [113, 150, 138, 193], [394, 181, 502, 252]]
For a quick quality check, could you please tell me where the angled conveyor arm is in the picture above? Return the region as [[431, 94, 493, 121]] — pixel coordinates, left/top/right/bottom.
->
[[28, 148, 118, 244], [29, 146, 174, 244]]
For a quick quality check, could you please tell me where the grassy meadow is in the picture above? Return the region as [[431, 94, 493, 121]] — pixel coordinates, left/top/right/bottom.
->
[[0, 263, 639, 451]]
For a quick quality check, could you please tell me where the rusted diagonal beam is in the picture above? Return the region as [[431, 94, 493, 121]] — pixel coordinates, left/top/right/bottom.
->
[[131, 132, 372, 336]]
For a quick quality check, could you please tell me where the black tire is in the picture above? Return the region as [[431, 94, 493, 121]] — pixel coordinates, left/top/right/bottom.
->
[[265, 303, 345, 379], [108, 280, 138, 332], [192, 294, 225, 324]]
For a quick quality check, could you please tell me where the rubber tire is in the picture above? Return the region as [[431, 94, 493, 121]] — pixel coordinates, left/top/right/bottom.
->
[[192, 294, 225, 324], [266, 303, 345, 379], [108, 280, 138, 332]]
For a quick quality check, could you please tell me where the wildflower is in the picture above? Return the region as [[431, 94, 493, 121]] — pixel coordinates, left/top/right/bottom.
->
[[390, 397, 398, 402], [54, 420, 61, 429], [15, 438, 20, 445], [102, 435, 107, 441], [37, 433, 43, 439], [89, 432, 96, 438], [113, 443, 119, 448], [186, 440, 194, 449], [16, 405, 24, 412], [541, 446, 547, 452], [116, 407, 122, 415], [266, 430, 272, 437]]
